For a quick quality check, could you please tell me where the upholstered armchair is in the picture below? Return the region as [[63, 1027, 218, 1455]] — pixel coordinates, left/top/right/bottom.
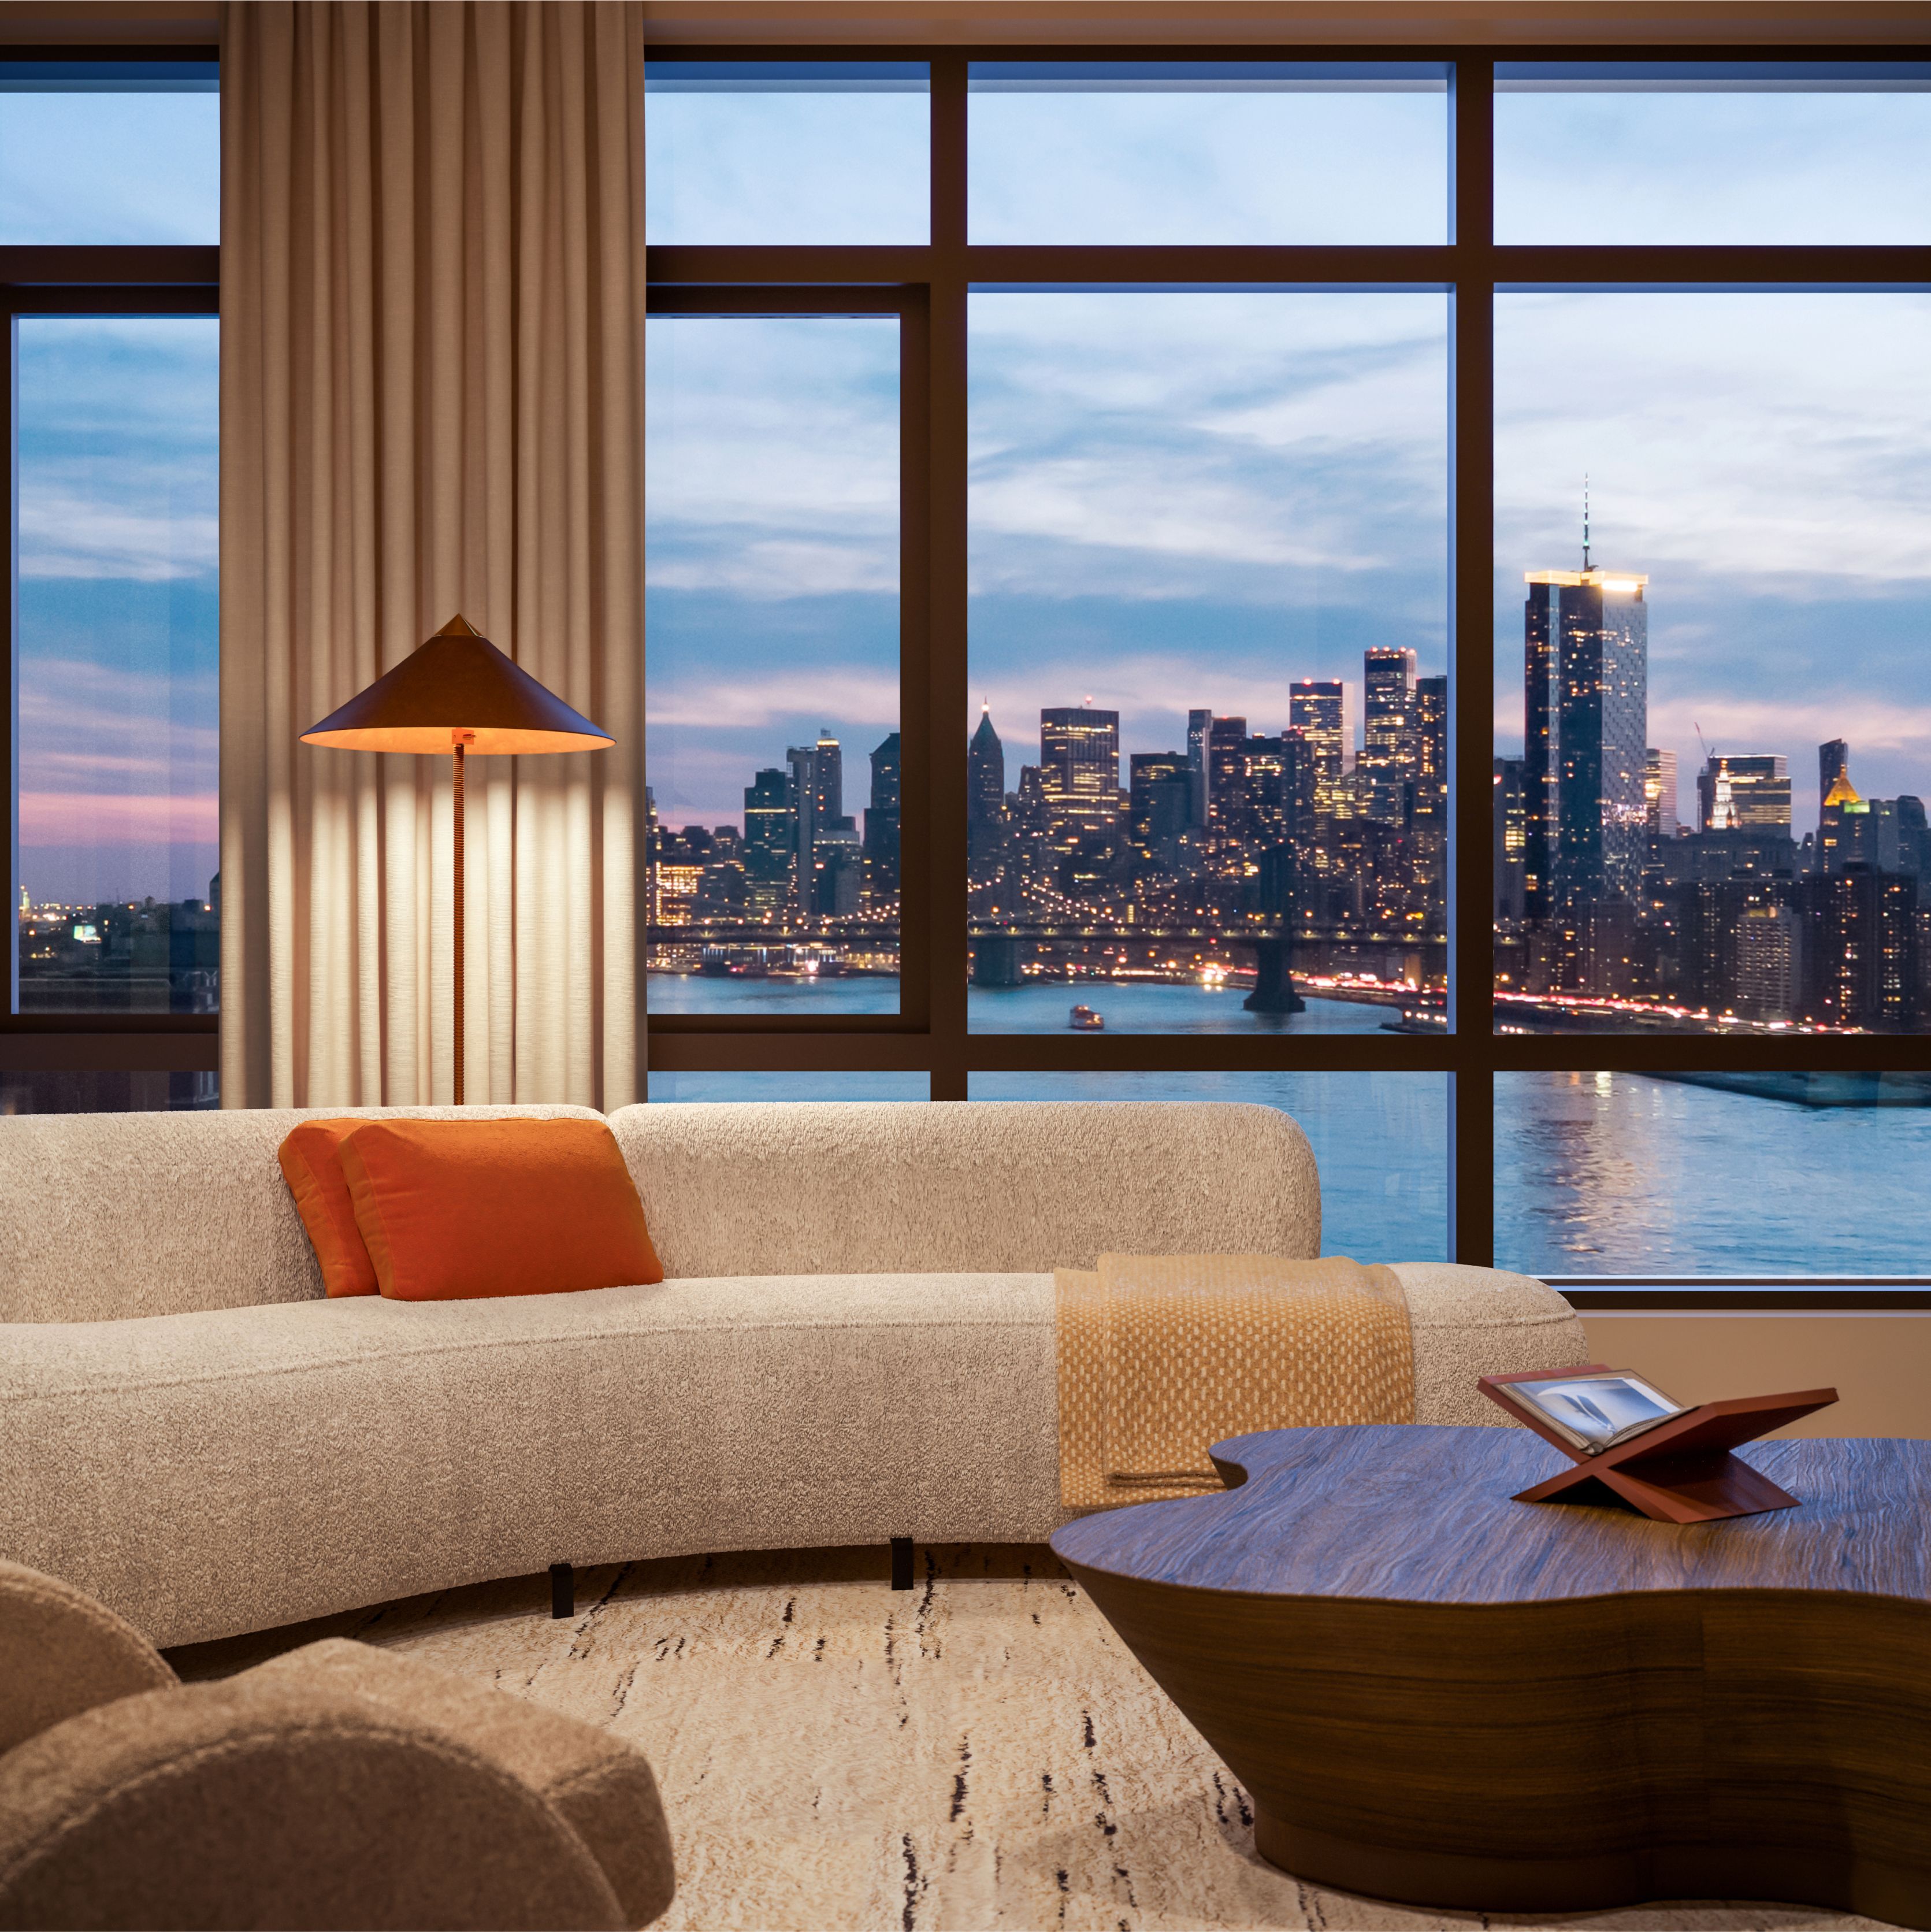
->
[[0, 1560, 674, 1931]]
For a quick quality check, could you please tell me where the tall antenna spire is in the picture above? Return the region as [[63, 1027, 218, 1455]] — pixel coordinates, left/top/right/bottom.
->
[[1582, 474, 1591, 572]]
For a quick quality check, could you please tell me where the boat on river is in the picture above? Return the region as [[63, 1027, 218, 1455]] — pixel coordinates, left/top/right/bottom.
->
[[1068, 1004, 1105, 1031]]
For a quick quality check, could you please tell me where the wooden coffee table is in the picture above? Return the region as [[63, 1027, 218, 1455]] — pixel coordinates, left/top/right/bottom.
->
[[1050, 1423, 1931, 1927]]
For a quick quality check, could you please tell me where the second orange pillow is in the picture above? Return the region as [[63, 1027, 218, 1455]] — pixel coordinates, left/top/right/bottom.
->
[[278, 1118, 381, 1297], [339, 1117, 664, 1301]]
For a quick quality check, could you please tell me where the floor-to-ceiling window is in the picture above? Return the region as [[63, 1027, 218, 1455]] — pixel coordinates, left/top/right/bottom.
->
[[1, 51, 220, 1112], [644, 48, 1931, 1295]]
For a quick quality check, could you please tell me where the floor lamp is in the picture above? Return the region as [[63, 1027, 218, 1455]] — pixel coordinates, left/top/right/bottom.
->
[[301, 614, 614, 1104]]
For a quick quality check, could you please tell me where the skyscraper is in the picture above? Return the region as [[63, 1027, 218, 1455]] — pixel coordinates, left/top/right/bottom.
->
[[1128, 752, 1190, 866], [1494, 758, 1527, 919], [1412, 677, 1447, 832], [812, 730, 844, 828], [1289, 680, 1356, 821], [1206, 715, 1249, 844], [743, 768, 790, 870], [1820, 739, 1850, 804], [967, 706, 1004, 826], [1361, 646, 1417, 824], [1524, 562, 1648, 911], [1186, 709, 1213, 829], [785, 743, 818, 913], [1696, 754, 1791, 833], [1039, 706, 1121, 840], [866, 732, 901, 901], [1644, 749, 1678, 839]]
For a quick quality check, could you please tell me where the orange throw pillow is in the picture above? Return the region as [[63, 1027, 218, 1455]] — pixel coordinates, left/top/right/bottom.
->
[[337, 1118, 664, 1301], [278, 1119, 381, 1298]]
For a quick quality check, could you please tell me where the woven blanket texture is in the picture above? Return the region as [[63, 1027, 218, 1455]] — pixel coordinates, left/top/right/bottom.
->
[[1057, 1253, 1416, 1508]]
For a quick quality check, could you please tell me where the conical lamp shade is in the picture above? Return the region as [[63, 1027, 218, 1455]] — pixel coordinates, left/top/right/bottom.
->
[[300, 614, 613, 755]]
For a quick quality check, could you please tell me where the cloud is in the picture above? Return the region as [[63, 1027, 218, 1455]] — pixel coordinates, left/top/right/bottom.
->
[[647, 666, 899, 732], [17, 492, 218, 580], [16, 791, 217, 847]]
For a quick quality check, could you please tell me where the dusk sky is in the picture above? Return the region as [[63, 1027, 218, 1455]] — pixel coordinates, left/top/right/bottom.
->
[[10, 69, 1928, 909], [5, 79, 220, 910], [645, 68, 1930, 844]]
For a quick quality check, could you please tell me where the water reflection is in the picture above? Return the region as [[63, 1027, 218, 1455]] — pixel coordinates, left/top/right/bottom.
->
[[1495, 1070, 1931, 1276]]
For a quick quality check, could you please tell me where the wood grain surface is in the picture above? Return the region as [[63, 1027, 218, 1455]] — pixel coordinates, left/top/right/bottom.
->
[[1053, 1423, 1931, 1601], [1050, 1425, 1931, 1926]]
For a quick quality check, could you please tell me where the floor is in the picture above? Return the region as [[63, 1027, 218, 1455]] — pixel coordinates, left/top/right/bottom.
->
[[170, 1545, 1896, 1932]]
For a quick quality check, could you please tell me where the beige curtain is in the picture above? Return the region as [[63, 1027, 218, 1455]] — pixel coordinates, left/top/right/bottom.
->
[[218, 0, 646, 1110]]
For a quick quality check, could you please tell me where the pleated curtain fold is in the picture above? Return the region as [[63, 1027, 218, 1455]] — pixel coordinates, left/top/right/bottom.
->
[[218, 0, 646, 1110]]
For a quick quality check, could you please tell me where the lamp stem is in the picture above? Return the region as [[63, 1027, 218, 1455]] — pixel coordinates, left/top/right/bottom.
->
[[453, 739, 466, 1107]]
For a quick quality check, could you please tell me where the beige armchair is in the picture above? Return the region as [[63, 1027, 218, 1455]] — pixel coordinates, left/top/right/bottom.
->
[[0, 1561, 674, 1931]]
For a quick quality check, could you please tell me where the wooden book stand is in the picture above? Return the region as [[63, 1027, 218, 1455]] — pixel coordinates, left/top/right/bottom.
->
[[1478, 1364, 1840, 1524]]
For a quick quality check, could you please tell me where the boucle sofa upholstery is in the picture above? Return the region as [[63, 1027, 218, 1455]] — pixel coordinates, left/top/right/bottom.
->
[[0, 1102, 1587, 1648]]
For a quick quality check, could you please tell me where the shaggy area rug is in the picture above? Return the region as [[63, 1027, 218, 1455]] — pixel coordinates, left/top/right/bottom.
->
[[172, 1545, 1892, 1932]]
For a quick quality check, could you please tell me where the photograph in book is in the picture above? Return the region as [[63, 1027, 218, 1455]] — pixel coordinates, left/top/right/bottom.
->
[[1499, 1369, 1689, 1456]]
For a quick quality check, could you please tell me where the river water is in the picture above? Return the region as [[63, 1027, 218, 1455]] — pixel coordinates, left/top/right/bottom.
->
[[1494, 1071, 1931, 1278], [648, 978, 1926, 1277], [647, 972, 1392, 1034]]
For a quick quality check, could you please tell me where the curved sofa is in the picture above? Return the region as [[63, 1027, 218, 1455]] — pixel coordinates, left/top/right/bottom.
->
[[0, 1102, 1587, 1648]]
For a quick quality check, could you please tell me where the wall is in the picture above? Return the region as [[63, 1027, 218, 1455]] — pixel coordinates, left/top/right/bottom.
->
[[1582, 1312, 1931, 1440]]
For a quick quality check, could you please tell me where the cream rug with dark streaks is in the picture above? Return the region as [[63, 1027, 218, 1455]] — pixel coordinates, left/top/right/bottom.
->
[[172, 1545, 1893, 1932]]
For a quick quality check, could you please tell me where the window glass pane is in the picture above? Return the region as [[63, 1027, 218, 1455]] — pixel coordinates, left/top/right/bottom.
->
[[1496, 1070, 1931, 1277], [1493, 291, 1931, 1034], [648, 1070, 927, 1101], [0, 62, 218, 244], [645, 314, 900, 1014], [0, 1069, 217, 1113], [14, 316, 219, 1016], [969, 291, 1448, 1036], [645, 62, 929, 244], [970, 1071, 1449, 1260], [1495, 62, 1931, 245], [968, 62, 1447, 244]]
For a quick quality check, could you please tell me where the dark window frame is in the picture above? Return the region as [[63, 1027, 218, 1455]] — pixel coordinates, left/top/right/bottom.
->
[[1, 44, 221, 1083], [644, 42, 1931, 1307]]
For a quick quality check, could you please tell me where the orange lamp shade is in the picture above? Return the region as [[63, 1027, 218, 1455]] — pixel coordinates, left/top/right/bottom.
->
[[300, 614, 612, 755]]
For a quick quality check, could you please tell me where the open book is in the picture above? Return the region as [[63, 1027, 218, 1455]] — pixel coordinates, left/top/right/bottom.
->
[[1494, 1368, 1689, 1457]]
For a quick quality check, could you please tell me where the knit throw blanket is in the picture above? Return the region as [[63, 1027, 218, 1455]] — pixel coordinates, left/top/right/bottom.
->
[[1056, 1254, 1416, 1509]]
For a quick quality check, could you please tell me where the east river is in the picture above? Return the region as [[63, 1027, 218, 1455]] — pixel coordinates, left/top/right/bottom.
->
[[647, 977, 1930, 1279]]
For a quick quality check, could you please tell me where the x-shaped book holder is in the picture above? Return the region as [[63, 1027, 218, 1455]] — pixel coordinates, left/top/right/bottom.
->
[[1477, 1365, 1840, 1524]]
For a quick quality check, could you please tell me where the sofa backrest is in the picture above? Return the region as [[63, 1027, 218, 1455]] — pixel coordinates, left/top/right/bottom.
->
[[0, 1106, 605, 1324], [608, 1101, 1320, 1278]]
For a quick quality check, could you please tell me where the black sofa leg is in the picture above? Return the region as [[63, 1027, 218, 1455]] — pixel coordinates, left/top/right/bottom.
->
[[890, 1537, 913, 1592], [549, 1562, 574, 1619]]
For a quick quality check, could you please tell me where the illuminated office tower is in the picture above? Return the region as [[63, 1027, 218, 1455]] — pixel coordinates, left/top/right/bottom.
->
[[1411, 676, 1447, 832], [812, 730, 844, 828], [967, 706, 1005, 828], [1524, 562, 1648, 911], [1494, 758, 1527, 919], [1128, 752, 1191, 866], [744, 769, 790, 864], [1289, 680, 1356, 820], [1819, 744, 1863, 873], [1697, 753, 1790, 833], [866, 732, 901, 903], [1361, 647, 1417, 824], [1186, 708, 1213, 829], [1206, 715, 1249, 844], [785, 743, 818, 912], [1645, 748, 1678, 839], [1821, 738, 1850, 803], [1039, 706, 1121, 841]]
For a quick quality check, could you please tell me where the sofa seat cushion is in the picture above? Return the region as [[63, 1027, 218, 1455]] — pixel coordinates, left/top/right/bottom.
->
[[0, 1264, 1585, 1649], [0, 1274, 1063, 1648]]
